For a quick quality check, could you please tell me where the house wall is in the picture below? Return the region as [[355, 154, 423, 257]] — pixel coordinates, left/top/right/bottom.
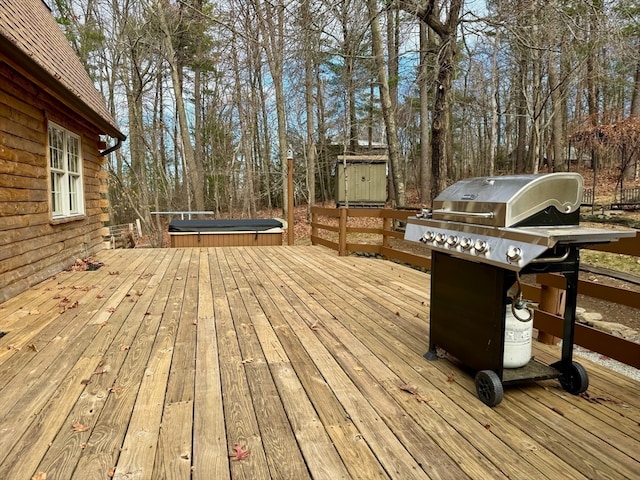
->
[[0, 61, 108, 303]]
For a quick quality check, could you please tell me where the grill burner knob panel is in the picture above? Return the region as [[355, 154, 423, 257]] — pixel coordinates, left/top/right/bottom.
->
[[404, 221, 566, 271]]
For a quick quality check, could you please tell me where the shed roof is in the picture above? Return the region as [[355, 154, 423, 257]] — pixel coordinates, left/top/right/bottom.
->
[[0, 0, 124, 140]]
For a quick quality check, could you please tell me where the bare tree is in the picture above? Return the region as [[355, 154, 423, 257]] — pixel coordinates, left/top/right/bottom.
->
[[398, 0, 463, 200], [156, 0, 205, 211], [366, 0, 406, 206]]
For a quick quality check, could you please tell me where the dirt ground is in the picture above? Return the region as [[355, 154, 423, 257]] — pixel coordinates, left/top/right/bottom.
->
[[576, 272, 640, 332]]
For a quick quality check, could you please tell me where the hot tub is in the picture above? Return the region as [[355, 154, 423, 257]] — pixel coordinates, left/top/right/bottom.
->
[[168, 219, 284, 247]]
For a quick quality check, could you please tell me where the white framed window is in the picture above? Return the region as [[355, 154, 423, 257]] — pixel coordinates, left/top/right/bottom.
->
[[48, 122, 84, 219]]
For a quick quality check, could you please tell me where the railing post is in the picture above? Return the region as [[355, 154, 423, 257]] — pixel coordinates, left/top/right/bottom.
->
[[382, 215, 391, 249], [338, 207, 347, 256], [311, 209, 318, 245], [537, 284, 564, 345]]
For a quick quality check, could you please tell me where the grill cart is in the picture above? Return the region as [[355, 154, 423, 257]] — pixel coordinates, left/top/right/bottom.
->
[[404, 173, 635, 406]]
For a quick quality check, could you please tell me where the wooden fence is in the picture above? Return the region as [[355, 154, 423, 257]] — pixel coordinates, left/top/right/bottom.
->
[[310, 206, 640, 369]]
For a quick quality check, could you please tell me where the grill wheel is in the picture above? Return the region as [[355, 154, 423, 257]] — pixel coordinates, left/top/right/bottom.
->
[[552, 360, 589, 395], [475, 370, 504, 407]]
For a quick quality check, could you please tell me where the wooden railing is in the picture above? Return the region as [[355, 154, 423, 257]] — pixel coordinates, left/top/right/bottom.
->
[[310, 206, 430, 269], [310, 206, 640, 368]]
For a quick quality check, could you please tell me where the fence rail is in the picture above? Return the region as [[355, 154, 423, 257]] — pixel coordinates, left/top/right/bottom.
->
[[611, 187, 640, 210], [310, 206, 640, 368]]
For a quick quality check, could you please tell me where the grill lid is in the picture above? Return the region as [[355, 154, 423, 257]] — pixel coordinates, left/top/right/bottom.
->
[[432, 173, 583, 227]]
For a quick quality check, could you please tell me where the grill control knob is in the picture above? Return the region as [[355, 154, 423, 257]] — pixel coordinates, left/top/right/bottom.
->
[[506, 246, 523, 262], [460, 237, 472, 250], [474, 239, 488, 253], [423, 231, 436, 243], [435, 232, 446, 244], [446, 235, 459, 247]]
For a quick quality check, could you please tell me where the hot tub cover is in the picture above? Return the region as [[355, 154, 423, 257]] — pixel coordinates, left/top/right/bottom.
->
[[168, 219, 283, 233]]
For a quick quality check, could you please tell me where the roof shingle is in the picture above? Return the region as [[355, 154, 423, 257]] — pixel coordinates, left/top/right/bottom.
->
[[0, 0, 124, 139]]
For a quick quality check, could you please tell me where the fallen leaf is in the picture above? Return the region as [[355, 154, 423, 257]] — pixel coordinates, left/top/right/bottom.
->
[[416, 395, 432, 403], [484, 423, 491, 430], [107, 466, 116, 477], [241, 358, 254, 364], [353, 366, 363, 372], [119, 344, 130, 351], [108, 385, 123, 394], [7, 345, 21, 351], [106, 307, 116, 313], [399, 384, 419, 395], [93, 369, 105, 376], [72, 422, 90, 432], [28, 343, 39, 352], [32, 473, 46, 480], [229, 443, 251, 461], [446, 372, 456, 382]]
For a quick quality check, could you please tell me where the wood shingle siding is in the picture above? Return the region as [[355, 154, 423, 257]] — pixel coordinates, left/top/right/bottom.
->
[[0, 61, 107, 303]]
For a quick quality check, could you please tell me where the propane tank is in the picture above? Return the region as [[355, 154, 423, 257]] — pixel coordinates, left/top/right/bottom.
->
[[503, 299, 533, 368]]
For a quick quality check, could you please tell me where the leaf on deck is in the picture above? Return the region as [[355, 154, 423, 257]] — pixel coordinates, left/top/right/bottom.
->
[[72, 422, 90, 432], [31, 472, 46, 480], [229, 443, 251, 461], [398, 384, 419, 395]]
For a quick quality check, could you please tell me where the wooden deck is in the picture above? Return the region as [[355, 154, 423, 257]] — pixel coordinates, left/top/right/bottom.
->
[[0, 246, 638, 480]]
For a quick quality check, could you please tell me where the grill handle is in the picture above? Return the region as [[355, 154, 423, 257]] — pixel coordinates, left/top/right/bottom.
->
[[529, 249, 570, 264], [432, 209, 495, 219]]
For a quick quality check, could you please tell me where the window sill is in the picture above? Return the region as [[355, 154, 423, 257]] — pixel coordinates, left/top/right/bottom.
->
[[50, 214, 86, 225]]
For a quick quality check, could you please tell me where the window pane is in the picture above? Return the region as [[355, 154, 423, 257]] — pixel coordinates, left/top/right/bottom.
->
[[49, 126, 64, 170], [69, 175, 81, 213], [67, 136, 80, 173], [51, 172, 62, 214]]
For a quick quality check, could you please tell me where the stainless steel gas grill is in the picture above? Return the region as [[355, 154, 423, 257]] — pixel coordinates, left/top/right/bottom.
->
[[404, 173, 636, 406]]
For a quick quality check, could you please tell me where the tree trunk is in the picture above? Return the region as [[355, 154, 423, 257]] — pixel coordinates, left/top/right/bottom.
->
[[399, 0, 462, 201], [255, 0, 288, 213], [366, 0, 406, 207], [157, 1, 204, 211], [549, 47, 564, 172], [302, 0, 317, 218], [489, 30, 500, 176], [418, 22, 431, 204], [630, 42, 640, 117]]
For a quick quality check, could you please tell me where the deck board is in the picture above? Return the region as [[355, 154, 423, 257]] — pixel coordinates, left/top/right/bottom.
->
[[0, 246, 638, 480]]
